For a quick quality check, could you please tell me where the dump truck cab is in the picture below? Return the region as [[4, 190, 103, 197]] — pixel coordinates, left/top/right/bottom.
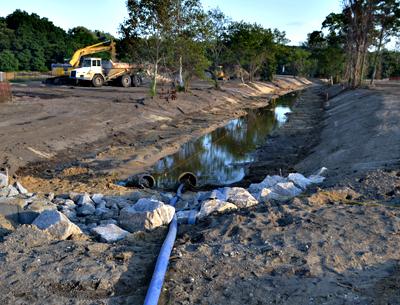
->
[[70, 57, 141, 88], [70, 57, 104, 86]]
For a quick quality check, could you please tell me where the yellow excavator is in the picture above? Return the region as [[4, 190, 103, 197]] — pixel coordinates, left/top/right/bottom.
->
[[47, 40, 116, 84]]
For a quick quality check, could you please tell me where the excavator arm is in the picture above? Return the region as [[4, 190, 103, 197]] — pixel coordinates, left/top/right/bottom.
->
[[68, 40, 116, 67]]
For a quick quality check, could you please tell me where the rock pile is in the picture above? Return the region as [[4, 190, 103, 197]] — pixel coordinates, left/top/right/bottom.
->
[[0, 168, 325, 243]]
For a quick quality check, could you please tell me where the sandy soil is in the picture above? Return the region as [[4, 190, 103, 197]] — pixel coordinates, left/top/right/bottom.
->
[[0, 76, 310, 194], [163, 81, 400, 305], [0, 80, 399, 305]]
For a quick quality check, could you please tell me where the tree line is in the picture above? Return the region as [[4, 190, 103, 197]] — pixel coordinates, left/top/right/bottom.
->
[[1, 1, 400, 91], [306, 0, 400, 87], [0, 10, 113, 72]]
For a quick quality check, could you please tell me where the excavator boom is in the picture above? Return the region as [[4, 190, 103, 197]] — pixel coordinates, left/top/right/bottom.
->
[[68, 40, 116, 67]]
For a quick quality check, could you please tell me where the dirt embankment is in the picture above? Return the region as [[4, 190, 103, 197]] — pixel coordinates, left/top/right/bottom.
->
[[1, 76, 310, 194], [164, 81, 400, 304], [0, 81, 399, 305]]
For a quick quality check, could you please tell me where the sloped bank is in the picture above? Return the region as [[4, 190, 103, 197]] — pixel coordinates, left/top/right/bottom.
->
[[163, 81, 400, 305], [15, 76, 311, 194]]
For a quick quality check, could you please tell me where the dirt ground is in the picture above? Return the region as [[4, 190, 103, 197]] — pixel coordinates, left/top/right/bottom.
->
[[162, 81, 400, 305], [0, 76, 310, 194], [0, 80, 399, 305]]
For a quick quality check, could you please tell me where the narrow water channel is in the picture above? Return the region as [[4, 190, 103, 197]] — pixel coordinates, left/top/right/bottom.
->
[[151, 92, 299, 188]]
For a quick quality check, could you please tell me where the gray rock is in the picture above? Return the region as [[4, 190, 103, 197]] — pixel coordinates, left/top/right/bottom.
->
[[14, 181, 28, 194], [87, 223, 97, 230], [32, 210, 82, 240], [91, 193, 104, 205], [119, 198, 175, 232], [259, 182, 303, 202], [47, 192, 55, 201], [60, 208, 78, 222], [0, 197, 28, 224], [91, 224, 129, 243], [95, 207, 115, 219], [248, 175, 287, 195], [198, 199, 237, 219], [287, 173, 313, 190], [224, 187, 258, 208], [1, 185, 19, 198], [63, 199, 76, 209], [99, 219, 118, 225], [19, 199, 57, 224], [103, 196, 132, 209], [68, 192, 81, 202], [76, 202, 96, 216], [0, 171, 8, 188], [77, 193, 94, 206], [96, 200, 106, 209]]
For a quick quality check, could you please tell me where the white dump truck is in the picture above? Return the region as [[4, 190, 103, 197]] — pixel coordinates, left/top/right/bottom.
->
[[70, 58, 142, 87]]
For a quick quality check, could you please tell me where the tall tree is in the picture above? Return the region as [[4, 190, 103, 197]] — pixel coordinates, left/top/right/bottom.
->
[[342, 0, 376, 88], [225, 22, 275, 82], [203, 8, 231, 88], [370, 0, 400, 84], [169, 0, 206, 89], [121, 0, 173, 96]]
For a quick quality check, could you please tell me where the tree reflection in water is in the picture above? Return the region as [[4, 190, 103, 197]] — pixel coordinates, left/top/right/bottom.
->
[[152, 92, 298, 188]]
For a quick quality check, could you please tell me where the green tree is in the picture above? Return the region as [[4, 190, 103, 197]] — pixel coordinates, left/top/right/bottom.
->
[[0, 50, 19, 71], [370, 0, 400, 84], [225, 22, 275, 82], [203, 8, 231, 88], [121, 0, 174, 96]]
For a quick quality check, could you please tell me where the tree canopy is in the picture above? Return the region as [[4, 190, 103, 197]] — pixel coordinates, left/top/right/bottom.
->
[[0, 10, 113, 72]]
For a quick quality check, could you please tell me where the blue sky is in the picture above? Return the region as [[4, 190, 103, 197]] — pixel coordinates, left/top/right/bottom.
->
[[0, 0, 342, 45]]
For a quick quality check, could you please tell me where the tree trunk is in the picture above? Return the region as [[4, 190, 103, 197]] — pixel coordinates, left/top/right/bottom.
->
[[178, 55, 184, 88], [151, 62, 158, 97], [370, 26, 385, 85]]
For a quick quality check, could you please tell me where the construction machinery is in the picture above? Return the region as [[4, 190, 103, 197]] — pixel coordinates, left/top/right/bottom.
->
[[47, 40, 117, 84], [70, 57, 142, 87]]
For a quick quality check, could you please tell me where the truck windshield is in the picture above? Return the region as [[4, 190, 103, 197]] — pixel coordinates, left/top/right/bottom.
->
[[82, 59, 91, 67]]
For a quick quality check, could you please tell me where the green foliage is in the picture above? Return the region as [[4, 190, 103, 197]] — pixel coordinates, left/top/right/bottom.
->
[[305, 30, 345, 82], [0, 10, 114, 72], [224, 22, 275, 81], [0, 50, 19, 71]]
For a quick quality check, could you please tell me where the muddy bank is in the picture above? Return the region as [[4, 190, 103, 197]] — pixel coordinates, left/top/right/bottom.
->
[[244, 84, 326, 184], [0, 76, 310, 193]]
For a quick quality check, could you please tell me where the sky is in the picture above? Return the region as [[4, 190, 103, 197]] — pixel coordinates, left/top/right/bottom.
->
[[0, 0, 342, 45]]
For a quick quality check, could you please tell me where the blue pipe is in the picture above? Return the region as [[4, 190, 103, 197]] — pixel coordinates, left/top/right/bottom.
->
[[143, 183, 184, 305]]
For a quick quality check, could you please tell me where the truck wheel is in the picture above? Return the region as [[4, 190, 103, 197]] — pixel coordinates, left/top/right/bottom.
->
[[121, 74, 132, 87], [132, 75, 142, 87], [92, 74, 104, 87]]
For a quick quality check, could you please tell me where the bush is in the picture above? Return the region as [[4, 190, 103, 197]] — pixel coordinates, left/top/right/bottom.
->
[[0, 50, 19, 71]]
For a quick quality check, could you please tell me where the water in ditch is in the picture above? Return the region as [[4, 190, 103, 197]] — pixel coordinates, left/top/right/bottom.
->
[[151, 92, 299, 188]]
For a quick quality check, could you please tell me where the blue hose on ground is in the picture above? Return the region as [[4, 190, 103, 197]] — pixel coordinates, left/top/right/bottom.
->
[[143, 183, 184, 305]]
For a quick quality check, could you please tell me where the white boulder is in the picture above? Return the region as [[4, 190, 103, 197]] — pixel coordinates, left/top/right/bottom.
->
[[198, 199, 237, 219], [91, 224, 129, 243], [224, 187, 258, 208], [0, 171, 8, 188], [32, 210, 82, 240], [248, 175, 287, 196], [260, 182, 302, 202], [119, 198, 175, 232]]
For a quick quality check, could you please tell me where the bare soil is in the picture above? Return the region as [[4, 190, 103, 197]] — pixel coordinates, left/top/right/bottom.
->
[[0, 80, 399, 305], [0, 76, 310, 194], [163, 81, 400, 305]]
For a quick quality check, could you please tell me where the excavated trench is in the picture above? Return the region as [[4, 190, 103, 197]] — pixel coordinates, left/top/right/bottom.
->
[[123, 91, 302, 190]]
